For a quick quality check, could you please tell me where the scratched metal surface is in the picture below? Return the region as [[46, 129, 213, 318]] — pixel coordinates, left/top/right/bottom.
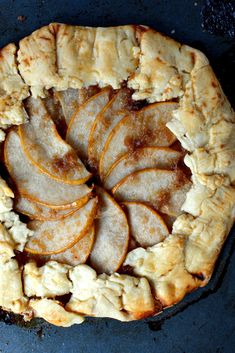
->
[[0, 1, 234, 352]]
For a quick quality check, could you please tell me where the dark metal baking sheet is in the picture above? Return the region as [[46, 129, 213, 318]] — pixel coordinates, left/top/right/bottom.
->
[[0, 1, 234, 352]]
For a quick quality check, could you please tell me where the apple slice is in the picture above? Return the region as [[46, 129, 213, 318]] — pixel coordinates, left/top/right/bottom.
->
[[123, 202, 169, 247], [66, 88, 111, 163], [48, 226, 95, 266], [55, 86, 100, 125], [4, 129, 92, 209], [19, 97, 91, 185], [88, 88, 132, 171], [25, 197, 98, 255], [113, 168, 191, 217], [104, 147, 182, 190], [55, 88, 80, 125], [15, 195, 79, 221], [90, 187, 129, 274], [43, 93, 67, 138], [99, 102, 178, 180]]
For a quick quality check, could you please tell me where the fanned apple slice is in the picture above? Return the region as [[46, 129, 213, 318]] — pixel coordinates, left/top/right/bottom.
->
[[30, 227, 95, 266], [15, 195, 79, 221], [99, 102, 178, 180], [48, 226, 95, 266], [90, 187, 129, 274], [113, 168, 191, 217], [123, 202, 169, 247], [55, 88, 80, 125], [104, 147, 182, 190], [25, 198, 98, 255], [55, 86, 100, 125], [66, 88, 111, 162], [4, 130, 92, 209], [19, 97, 91, 185], [88, 88, 132, 171]]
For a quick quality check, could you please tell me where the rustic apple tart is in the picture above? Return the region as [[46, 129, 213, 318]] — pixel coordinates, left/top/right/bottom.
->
[[0, 24, 234, 327]]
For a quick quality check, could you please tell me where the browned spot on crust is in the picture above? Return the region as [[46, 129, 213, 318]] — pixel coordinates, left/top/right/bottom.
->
[[23, 57, 30, 66], [49, 23, 60, 35], [134, 25, 148, 42], [137, 25, 148, 33], [156, 56, 164, 64], [211, 80, 218, 88], [133, 310, 156, 320], [190, 52, 196, 66], [128, 72, 136, 81], [154, 297, 163, 313], [39, 36, 52, 41], [193, 272, 205, 281]]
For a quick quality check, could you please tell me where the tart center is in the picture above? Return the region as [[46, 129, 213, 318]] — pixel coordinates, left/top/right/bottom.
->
[[2, 86, 191, 274]]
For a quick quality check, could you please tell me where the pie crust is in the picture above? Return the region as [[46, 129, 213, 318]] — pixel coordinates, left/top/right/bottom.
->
[[0, 23, 234, 327]]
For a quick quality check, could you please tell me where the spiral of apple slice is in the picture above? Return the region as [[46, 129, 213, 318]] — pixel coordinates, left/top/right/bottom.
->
[[25, 197, 98, 255], [66, 88, 111, 163], [99, 102, 178, 180], [90, 187, 129, 274], [104, 146, 182, 190], [4, 129, 92, 209], [113, 168, 191, 217], [19, 97, 91, 184], [15, 195, 79, 221], [123, 202, 169, 248]]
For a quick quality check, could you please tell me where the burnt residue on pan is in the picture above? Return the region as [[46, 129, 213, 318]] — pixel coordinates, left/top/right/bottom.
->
[[201, 0, 235, 39], [213, 45, 235, 108], [0, 309, 38, 328], [199, 0, 235, 107]]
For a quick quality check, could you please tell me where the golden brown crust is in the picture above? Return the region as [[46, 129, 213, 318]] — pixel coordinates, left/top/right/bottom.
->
[[66, 264, 155, 321], [0, 43, 29, 134], [124, 235, 200, 306], [17, 24, 60, 97], [0, 256, 28, 314], [30, 298, 84, 326], [18, 24, 139, 97], [128, 27, 200, 102], [0, 23, 233, 326]]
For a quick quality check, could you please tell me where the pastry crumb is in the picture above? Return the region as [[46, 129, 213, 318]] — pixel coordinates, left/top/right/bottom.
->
[[17, 15, 26, 22]]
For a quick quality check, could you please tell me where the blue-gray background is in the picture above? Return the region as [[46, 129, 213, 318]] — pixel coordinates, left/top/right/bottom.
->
[[0, 1, 234, 352]]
